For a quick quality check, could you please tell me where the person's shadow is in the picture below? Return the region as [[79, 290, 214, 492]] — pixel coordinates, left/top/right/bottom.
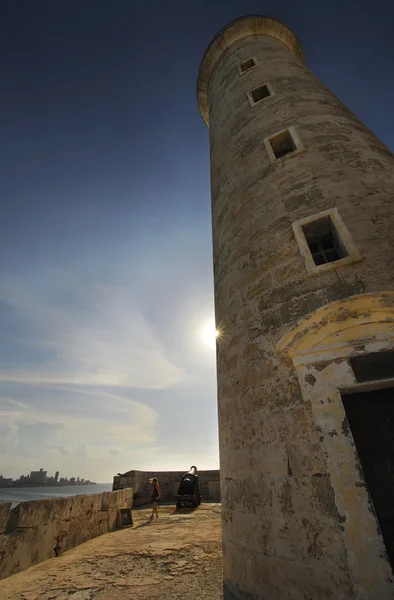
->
[[132, 519, 155, 529]]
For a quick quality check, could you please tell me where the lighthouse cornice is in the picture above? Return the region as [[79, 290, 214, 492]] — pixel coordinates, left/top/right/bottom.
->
[[197, 15, 305, 126]]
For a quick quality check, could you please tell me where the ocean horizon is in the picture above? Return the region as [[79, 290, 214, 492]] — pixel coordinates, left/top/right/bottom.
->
[[0, 483, 113, 508]]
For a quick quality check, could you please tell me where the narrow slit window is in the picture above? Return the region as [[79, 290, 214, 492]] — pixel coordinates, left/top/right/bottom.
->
[[269, 129, 297, 159], [302, 215, 348, 266], [240, 58, 256, 73]]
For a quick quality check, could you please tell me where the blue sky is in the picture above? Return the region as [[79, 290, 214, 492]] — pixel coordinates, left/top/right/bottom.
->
[[0, 0, 393, 482]]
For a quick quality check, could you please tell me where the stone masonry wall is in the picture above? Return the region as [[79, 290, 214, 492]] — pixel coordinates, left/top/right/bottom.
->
[[202, 19, 394, 600], [0, 488, 133, 580], [113, 470, 220, 506]]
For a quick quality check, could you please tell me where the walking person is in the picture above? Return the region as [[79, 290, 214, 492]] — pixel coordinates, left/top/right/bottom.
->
[[149, 477, 161, 520]]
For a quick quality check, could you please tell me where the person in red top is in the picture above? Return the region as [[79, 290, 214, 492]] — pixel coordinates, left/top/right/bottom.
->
[[148, 477, 161, 520]]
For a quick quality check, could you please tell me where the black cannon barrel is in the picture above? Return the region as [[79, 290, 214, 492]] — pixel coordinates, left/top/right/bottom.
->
[[175, 465, 201, 508], [177, 466, 199, 495]]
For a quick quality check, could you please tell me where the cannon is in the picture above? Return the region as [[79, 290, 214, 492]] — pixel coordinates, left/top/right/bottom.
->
[[175, 466, 201, 509]]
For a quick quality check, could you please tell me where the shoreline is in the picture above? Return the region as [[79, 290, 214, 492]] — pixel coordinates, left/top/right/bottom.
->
[[0, 483, 98, 489], [0, 483, 113, 509]]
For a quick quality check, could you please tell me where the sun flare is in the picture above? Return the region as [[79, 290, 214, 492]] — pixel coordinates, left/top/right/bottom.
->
[[201, 321, 220, 349]]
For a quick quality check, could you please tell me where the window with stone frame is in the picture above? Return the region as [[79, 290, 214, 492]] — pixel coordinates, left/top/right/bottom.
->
[[240, 57, 257, 73], [269, 129, 296, 159], [302, 215, 348, 266], [248, 82, 274, 107], [292, 208, 362, 276], [264, 126, 304, 163]]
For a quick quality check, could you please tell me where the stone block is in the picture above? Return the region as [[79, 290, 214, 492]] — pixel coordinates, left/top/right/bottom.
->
[[101, 491, 111, 510], [113, 488, 132, 508], [96, 511, 110, 536], [6, 499, 54, 531], [0, 503, 11, 534], [227, 448, 253, 480], [109, 489, 124, 507], [69, 493, 100, 519], [108, 507, 118, 530], [286, 437, 326, 476], [222, 538, 247, 593], [47, 496, 72, 525], [0, 527, 49, 579], [272, 476, 338, 519], [209, 481, 221, 501], [250, 441, 288, 477], [230, 511, 262, 552]]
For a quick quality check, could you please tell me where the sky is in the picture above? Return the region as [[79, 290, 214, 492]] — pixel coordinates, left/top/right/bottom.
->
[[0, 1, 393, 482]]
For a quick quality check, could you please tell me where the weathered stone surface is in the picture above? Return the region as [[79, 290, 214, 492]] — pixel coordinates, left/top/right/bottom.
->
[[0, 504, 222, 600], [199, 13, 394, 600], [0, 503, 11, 534], [0, 488, 132, 580]]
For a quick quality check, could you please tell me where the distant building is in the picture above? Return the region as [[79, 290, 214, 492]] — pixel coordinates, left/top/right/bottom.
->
[[0, 475, 12, 488], [29, 468, 47, 485], [54, 471, 59, 483]]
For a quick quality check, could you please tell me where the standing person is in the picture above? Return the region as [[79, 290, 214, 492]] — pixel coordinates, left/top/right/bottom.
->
[[149, 477, 161, 520]]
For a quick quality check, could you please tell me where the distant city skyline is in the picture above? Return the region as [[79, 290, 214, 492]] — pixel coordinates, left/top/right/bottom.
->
[[0, 467, 96, 487], [0, 469, 89, 480], [0, 1, 393, 482]]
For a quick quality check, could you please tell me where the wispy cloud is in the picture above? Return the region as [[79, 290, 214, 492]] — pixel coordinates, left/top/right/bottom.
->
[[0, 273, 185, 390], [0, 234, 219, 480], [0, 389, 159, 480]]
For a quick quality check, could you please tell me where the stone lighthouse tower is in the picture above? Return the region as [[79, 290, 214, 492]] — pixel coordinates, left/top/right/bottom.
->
[[197, 15, 394, 600]]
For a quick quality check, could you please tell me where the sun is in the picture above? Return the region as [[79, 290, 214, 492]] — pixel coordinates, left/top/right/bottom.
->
[[201, 321, 220, 349]]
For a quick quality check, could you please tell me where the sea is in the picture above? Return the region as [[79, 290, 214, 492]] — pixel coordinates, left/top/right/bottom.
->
[[0, 483, 113, 508]]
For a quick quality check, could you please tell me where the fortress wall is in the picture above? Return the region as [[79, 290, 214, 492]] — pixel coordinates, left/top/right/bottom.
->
[[0, 488, 132, 580], [113, 469, 220, 506]]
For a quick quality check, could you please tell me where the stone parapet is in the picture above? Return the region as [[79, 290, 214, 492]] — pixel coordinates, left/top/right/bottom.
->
[[0, 488, 132, 580]]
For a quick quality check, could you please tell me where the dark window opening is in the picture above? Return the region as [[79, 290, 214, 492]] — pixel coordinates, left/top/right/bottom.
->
[[342, 387, 394, 570], [269, 130, 297, 159], [350, 351, 394, 383], [302, 215, 348, 266], [241, 58, 256, 73], [251, 84, 271, 103]]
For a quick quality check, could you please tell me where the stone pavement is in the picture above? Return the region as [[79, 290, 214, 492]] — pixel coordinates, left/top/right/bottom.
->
[[0, 504, 222, 600]]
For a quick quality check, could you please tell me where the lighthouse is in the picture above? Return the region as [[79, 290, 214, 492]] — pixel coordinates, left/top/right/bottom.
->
[[198, 15, 394, 599]]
